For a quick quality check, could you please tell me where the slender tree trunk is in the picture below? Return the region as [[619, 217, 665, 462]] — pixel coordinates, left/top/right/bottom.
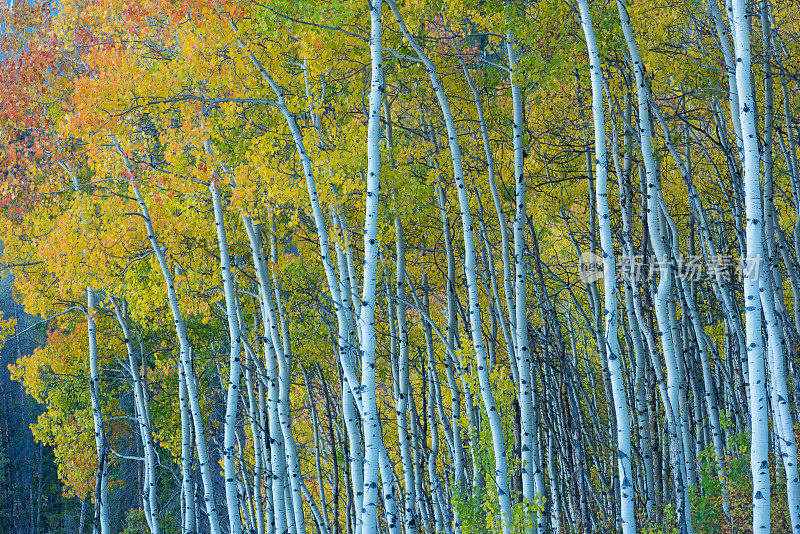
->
[[576, 3, 635, 531], [112, 299, 161, 534], [615, 3, 693, 530], [386, 4, 513, 531], [729, 0, 771, 527], [87, 288, 110, 534], [116, 141, 222, 534], [208, 179, 244, 534]]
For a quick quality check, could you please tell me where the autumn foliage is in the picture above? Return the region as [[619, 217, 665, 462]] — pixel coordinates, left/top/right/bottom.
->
[[1, 0, 800, 532]]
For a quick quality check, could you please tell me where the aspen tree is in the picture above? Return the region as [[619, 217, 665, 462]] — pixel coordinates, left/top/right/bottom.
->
[[87, 288, 110, 534], [730, 0, 771, 527], [576, 1, 635, 530], [111, 299, 160, 534], [615, 1, 694, 529], [116, 144, 223, 534], [386, 3, 514, 530]]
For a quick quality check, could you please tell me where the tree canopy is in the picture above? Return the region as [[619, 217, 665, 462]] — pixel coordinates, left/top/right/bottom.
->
[[1, 0, 800, 532]]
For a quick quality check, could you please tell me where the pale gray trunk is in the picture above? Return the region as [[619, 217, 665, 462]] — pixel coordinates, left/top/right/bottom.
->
[[87, 288, 110, 534]]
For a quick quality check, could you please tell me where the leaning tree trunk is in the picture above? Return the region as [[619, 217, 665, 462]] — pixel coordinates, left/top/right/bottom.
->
[[386, 3, 514, 531], [615, 3, 693, 530], [576, 2, 635, 531], [115, 141, 222, 534], [111, 299, 161, 534]]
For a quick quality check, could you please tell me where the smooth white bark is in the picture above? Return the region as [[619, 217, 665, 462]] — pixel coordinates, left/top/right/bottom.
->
[[243, 218, 293, 534], [730, 0, 771, 527], [386, 3, 514, 531], [576, 3, 635, 530], [111, 299, 160, 534], [209, 181, 244, 534], [117, 144, 222, 534], [87, 287, 110, 534], [507, 31, 540, 526], [615, 3, 693, 530]]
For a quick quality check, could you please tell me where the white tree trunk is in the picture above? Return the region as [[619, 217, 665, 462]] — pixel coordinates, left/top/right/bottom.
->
[[730, 0, 771, 527], [359, 4, 397, 533], [269, 227, 313, 534], [87, 287, 110, 534], [709, 0, 744, 153], [178, 365, 196, 534], [244, 347, 265, 534], [386, 3, 514, 531], [243, 217, 294, 534], [576, 3, 635, 531], [393, 216, 417, 534], [116, 142, 222, 534], [209, 181, 244, 534], [111, 299, 160, 534], [507, 31, 539, 527], [761, 8, 800, 527], [615, 3, 693, 530], [233, 36, 373, 534]]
